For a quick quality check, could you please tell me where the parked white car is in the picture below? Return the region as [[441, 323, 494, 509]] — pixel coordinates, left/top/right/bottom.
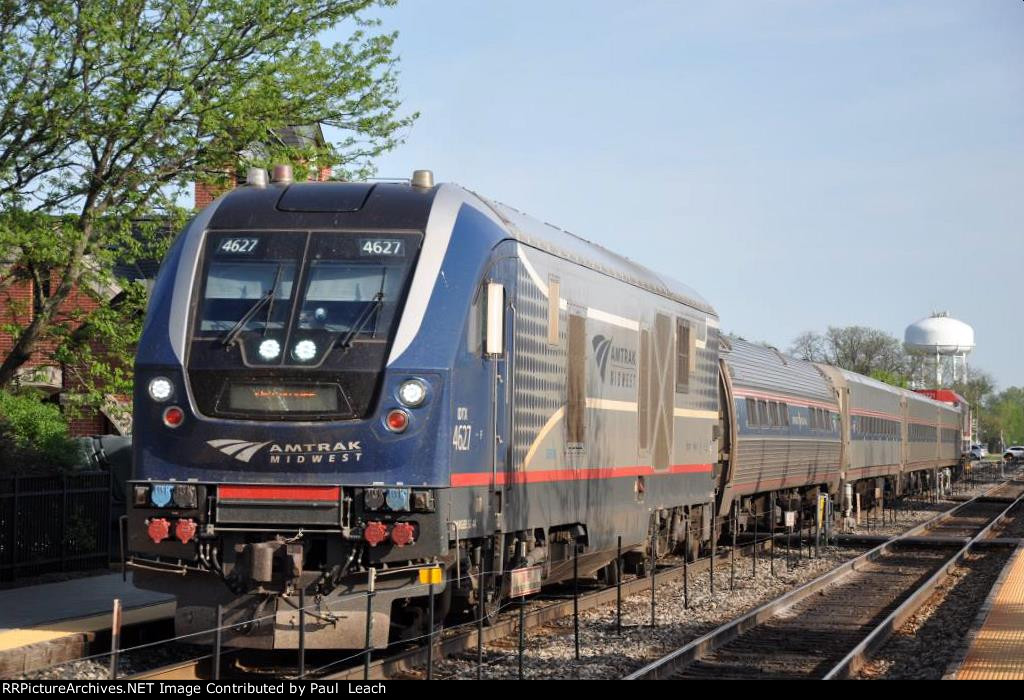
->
[[1003, 446, 1024, 461]]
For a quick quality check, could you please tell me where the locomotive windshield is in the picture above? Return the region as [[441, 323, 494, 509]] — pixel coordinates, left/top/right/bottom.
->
[[186, 230, 421, 420], [196, 232, 413, 344]]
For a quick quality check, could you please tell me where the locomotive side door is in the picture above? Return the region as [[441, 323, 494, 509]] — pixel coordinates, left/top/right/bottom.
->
[[484, 259, 516, 537]]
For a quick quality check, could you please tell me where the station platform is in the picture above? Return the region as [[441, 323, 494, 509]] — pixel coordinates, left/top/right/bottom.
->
[[954, 544, 1024, 680], [0, 572, 175, 676]]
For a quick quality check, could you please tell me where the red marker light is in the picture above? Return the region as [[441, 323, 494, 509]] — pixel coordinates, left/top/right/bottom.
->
[[385, 409, 409, 433], [175, 519, 197, 544], [163, 406, 184, 428], [364, 521, 388, 547], [147, 518, 171, 544], [390, 522, 415, 547]]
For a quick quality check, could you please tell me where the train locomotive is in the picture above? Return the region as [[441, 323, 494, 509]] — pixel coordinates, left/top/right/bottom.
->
[[126, 168, 967, 648]]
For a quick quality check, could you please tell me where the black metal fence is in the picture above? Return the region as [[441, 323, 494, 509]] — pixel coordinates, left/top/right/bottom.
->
[[0, 471, 112, 582]]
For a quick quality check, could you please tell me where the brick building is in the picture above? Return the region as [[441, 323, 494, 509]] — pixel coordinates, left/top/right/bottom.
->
[[196, 124, 333, 207], [0, 267, 120, 435]]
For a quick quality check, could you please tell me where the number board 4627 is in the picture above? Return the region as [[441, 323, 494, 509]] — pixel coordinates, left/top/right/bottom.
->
[[217, 237, 259, 254], [359, 239, 405, 256]]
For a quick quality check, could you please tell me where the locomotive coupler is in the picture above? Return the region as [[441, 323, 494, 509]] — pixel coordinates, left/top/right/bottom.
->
[[232, 536, 304, 594]]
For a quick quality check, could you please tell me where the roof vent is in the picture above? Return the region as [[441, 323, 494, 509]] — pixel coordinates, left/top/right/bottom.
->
[[271, 164, 293, 184], [411, 169, 434, 188], [246, 167, 268, 187]]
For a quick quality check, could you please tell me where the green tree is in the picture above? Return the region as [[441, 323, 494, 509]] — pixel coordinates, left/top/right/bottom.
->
[[952, 367, 996, 409], [868, 369, 910, 389], [790, 326, 911, 380], [0, 0, 415, 400], [0, 389, 79, 469], [985, 387, 1024, 446]]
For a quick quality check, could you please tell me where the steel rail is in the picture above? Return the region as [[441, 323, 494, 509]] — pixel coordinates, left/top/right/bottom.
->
[[624, 476, 1024, 680], [822, 484, 1024, 679]]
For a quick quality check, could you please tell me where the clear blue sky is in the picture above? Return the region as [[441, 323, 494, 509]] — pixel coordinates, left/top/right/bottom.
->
[[326, 1, 1024, 387]]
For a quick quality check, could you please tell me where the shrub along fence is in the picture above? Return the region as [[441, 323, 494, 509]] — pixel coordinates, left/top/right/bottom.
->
[[0, 471, 112, 582]]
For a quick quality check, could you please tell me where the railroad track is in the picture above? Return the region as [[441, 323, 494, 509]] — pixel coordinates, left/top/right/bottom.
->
[[625, 477, 1024, 680], [124, 474, 1017, 681], [126, 538, 780, 681]]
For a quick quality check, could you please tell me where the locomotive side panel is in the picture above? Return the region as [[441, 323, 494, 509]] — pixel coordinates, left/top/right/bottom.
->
[[502, 243, 718, 559]]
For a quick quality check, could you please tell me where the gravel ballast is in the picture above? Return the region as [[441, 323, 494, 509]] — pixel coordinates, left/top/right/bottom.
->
[[855, 550, 1011, 680], [429, 547, 864, 680]]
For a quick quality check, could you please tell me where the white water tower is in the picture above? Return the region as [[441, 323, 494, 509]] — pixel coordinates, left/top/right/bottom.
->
[[904, 312, 974, 388]]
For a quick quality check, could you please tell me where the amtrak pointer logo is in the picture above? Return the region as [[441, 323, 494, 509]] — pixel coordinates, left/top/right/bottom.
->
[[592, 335, 613, 381], [207, 439, 271, 463], [591, 334, 637, 388]]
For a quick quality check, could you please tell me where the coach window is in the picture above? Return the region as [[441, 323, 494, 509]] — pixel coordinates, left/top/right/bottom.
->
[[780, 402, 789, 426], [567, 314, 586, 445], [547, 276, 560, 346], [768, 402, 779, 427], [758, 400, 769, 427], [746, 398, 758, 427], [675, 318, 690, 393]]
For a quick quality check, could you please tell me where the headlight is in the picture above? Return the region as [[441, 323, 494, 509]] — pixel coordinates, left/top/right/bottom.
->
[[293, 339, 316, 362], [148, 377, 173, 402], [162, 406, 184, 428], [397, 379, 427, 407], [385, 408, 409, 433], [258, 338, 281, 360]]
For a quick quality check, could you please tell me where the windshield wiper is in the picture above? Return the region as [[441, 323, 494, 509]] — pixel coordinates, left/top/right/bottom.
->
[[337, 292, 385, 353], [221, 264, 283, 347]]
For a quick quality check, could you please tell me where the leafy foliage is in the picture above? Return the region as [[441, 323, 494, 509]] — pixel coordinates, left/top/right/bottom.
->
[[790, 326, 914, 382], [0, 0, 416, 413], [0, 389, 80, 469], [868, 369, 909, 389], [981, 388, 1024, 448]]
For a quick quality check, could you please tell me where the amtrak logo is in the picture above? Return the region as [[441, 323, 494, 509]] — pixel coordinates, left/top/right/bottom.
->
[[208, 438, 365, 465], [207, 439, 272, 463], [592, 335, 613, 380], [591, 335, 637, 388]]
